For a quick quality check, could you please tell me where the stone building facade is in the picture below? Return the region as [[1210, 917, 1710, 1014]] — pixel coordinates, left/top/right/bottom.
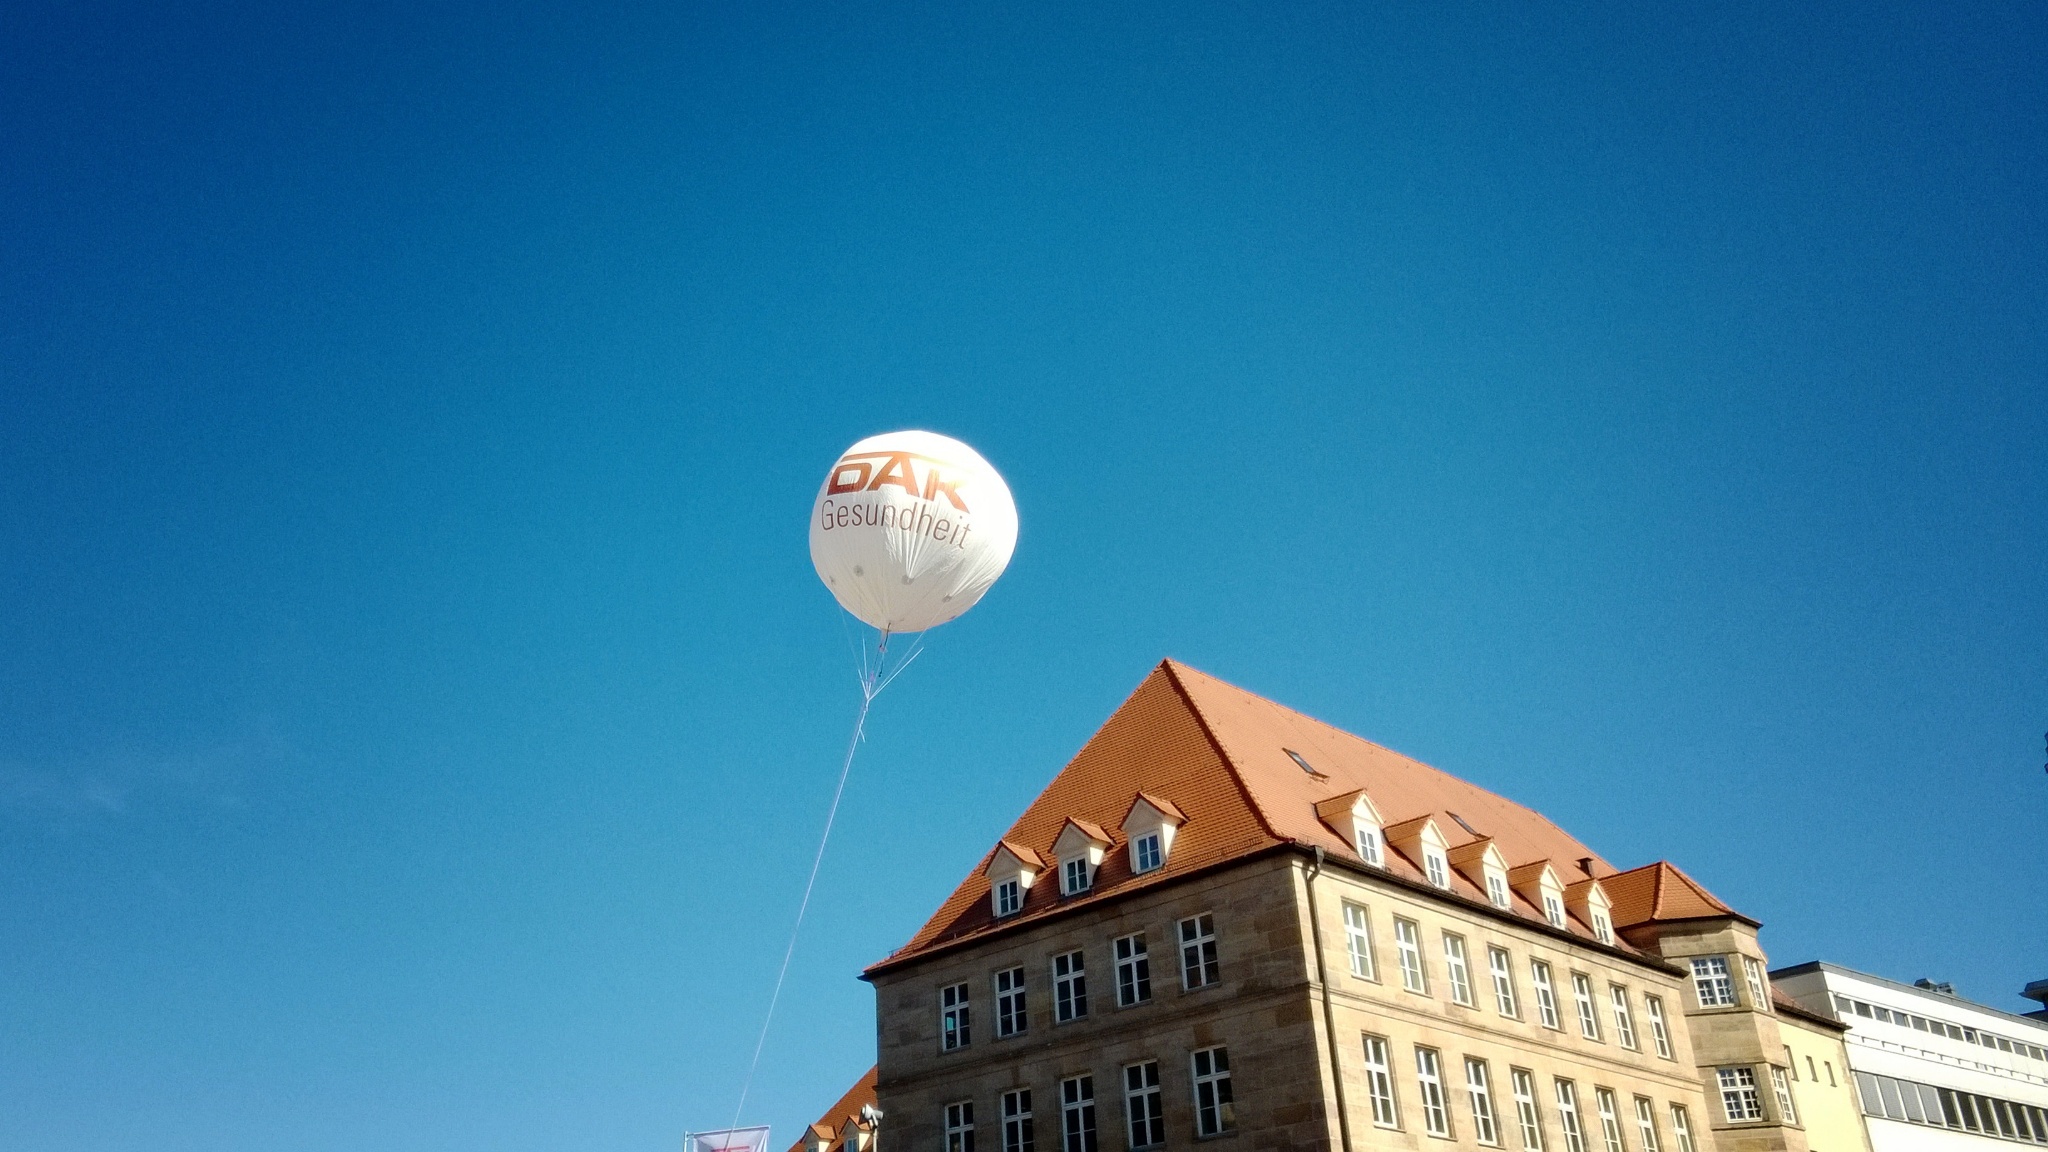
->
[[854, 661, 1874, 1152]]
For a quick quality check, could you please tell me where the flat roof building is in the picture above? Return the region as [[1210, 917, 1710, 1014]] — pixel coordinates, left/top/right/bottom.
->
[[1770, 963, 2048, 1152]]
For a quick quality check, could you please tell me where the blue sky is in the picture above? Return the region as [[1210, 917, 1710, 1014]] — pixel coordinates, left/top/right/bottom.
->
[[2, 2, 2043, 1149]]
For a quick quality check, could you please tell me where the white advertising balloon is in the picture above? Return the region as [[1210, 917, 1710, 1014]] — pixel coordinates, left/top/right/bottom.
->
[[809, 430, 1018, 634]]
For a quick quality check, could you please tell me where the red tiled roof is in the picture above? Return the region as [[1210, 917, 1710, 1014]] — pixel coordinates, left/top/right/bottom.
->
[[1604, 860, 1756, 929], [784, 1065, 877, 1152], [869, 660, 1706, 975]]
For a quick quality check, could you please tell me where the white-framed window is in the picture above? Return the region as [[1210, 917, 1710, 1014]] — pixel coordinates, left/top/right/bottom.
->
[[1060, 1075, 1096, 1152], [1512, 1069, 1545, 1151], [1488, 871, 1512, 909], [1592, 909, 1614, 945], [1531, 960, 1561, 1029], [1114, 933, 1151, 1007], [994, 877, 1022, 917], [1445, 933, 1475, 1006], [1770, 1067, 1798, 1125], [1179, 914, 1219, 989], [1344, 902, 1376, 980], [1490, 947, 1520, 1017], [1395, 917, 1428, 993], [1192, 1046, 1234, 1137], [1052, 950, 1087, 1022], [1416, 1047, 1452, 1137], [1364, 1034, 1400, 1128], [1572, 973, 1601, 1040], [1610, 987, 1638, 1050], [1633, 1097, 1661, 1152], [1645, 995, 1673, 1059], [1061, 856, 1092, 896], [1123, 1061, 1164, 1149], [1556, 1080, 1587, 1152], [1357, 823, 1384, 866], [1425, 846, 1451, 889], [1467, 1058, 1501, 1145], [1131, 832, 1162, 875], [946, 1100, 976, 1152], [1691, 957, 1735, 1007], [1002, 1089, 1034, 1152], [1595, 1089, 1625, 1152], [1669, 1105, 1695, 1152], [941, 982, 971, 1051], [1743, 956, 1771, 1012], [995, 966, 1027, 1037], [1543, 892, 1567, 929], [1718, 1067, 1763, 1122]]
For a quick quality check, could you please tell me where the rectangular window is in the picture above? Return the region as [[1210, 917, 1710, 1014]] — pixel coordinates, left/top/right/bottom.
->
[[1668, 1106, 1694, 1152], [1445, 934, 1475, 1006], [1595, 1088, 1625, 1152], [947, 1101, 977, 1152], [1426, 849, 1450, 889], [1489, 872, 1512, 908], [1718, 1067, 1763, 1122], [1060, 1076, 1096, 1152], [1645, 995, 1672, 1059], [1132, 832, 1162, 874], [1114, 934, 1151, 1007], [996, 967, 1027, 1038], [1002, 1089, 1034, 1152], [1192, 1046, 1234, 1137], [1691, 958, 1735, 1008], [1742, 957, 1770, 1011], [1467, 1058, 1501, 1145], [1179, 914, 1220, 990], [1358, 825, 1384, 865], [1610, 987, 1638, 1050], [1364, 1035, 1400, 1128], [1544, 892, 1567, 928], [1572, 973, 1601, 1040], [1344, 902, 1377, 980], [1531, 960, 1561, 1029], [1052, 951, 1088, 1022], [1489, 947, 1520, 1017], [995, 878, 1022, 917], [1061, 857, 1091, 895], [1633, 1098, 1660, 1152], [1396, 918, 1428, 993], [942, 982, 972, 1051], [1555, 1080, 1587, 1152], [1123, 1061, 1164, 1148], [1511, 1069, 1545, 1151], [1417, 1047, 1452, 1137], [1771, 1067, 1798, 1125]]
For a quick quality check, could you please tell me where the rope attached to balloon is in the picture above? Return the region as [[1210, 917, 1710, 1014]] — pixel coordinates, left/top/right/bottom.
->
[[727, 627, 924, 1135]]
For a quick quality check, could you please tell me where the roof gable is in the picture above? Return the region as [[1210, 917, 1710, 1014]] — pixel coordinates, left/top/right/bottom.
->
[[1605, 860, 1754, 928]]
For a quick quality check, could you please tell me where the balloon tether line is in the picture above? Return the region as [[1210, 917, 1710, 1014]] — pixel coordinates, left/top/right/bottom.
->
[[727, 624, 924, 1134]]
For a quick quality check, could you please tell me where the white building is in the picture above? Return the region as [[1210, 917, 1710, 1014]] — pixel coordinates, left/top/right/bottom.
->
[[1771, 962, 2048, 1152]]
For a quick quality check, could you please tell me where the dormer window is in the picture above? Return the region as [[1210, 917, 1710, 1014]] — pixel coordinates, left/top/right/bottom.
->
[[1544, 893, 1567, 928], [1119, 793, 1184, 878], [1062, 856, 1093, 894], [1565, 878, 1613, 945], [1053, 817, 1112, 900], [1592, 909, 1614, 945], [1510, 861, 1569, 930], [1315, 790, 1386, 869], [1356, 824, 1383, 866], [1133, 832, 1162, 873], [1425, 848, 1450, 888], [983, 840, 1042, 919], [1450, 839, 1510, 910], [1487, 873, 1510, 909]]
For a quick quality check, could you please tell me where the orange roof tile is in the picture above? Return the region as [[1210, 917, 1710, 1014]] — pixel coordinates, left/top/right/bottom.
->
[[785, 1065, 877, 1152], [1604, 860, 1756, 928], [869, 661, 1690, 974]]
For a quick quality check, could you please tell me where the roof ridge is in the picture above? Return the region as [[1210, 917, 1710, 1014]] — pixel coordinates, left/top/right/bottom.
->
[[1159, 659, 1287, 843]]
